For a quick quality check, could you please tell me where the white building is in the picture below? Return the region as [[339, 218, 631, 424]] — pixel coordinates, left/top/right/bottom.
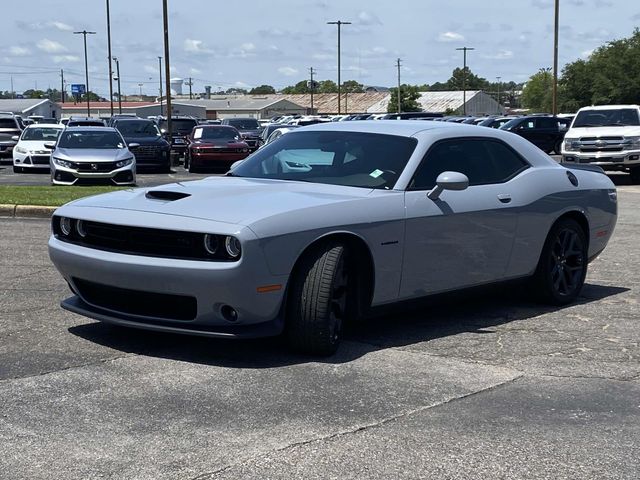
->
[[0, 99, 61, 119]]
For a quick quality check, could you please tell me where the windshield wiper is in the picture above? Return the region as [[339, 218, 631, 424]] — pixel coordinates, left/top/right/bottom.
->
[[575, 123, 600, 127], [603, 123, 636, 126]]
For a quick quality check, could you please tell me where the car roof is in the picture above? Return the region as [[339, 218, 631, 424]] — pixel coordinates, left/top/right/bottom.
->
[[25, 123, 64, 128], [64, 126, 117, 132], [577, 104, 639, 111], [296, 119, 484, 137]]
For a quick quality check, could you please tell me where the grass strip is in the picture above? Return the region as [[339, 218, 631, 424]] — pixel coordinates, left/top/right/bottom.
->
[[0, 186, 126, 207]]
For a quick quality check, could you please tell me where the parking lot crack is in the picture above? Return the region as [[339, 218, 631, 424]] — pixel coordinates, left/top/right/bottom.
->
[[189, 373, 524, 480]]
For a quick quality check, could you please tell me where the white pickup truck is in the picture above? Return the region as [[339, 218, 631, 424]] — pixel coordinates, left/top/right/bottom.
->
[[561, 104, 640, 184]]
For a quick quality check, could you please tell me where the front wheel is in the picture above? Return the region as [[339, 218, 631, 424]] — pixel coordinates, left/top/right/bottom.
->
[[554, 139, 563, 155], [532, 218, 588, 305], [630, 167, 640, 185], [286, 242, 351, 356], [13, 165, 23, 173]]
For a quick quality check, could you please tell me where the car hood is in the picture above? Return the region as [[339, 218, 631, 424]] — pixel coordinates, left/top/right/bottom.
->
[[192, 140, 247, 147], [122, 135, 169, 146], [64, 176, 374, 226], [566, 125, 640, 138], [17, 140, 55, 152], [238, 129, 261, 137], [53, 148, 133, 162]]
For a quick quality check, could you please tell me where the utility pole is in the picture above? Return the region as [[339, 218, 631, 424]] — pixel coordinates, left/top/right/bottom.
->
[[158, 56, 163, 116], [455, 46, 474, 115], [396, 58, 402, 114], [73, 29, 96, 117], [106, 0, 114, 116], [163, 0, 172, 143], [496, 76, 501, 113], [113, 56, 122, 113], [327, 20, 351, 115], [552, 0, 559, 116], [10, 76, 14, 99], [186, 77, 193, 99], [60, 69, 65, 103], [309, 67, 315, 114]]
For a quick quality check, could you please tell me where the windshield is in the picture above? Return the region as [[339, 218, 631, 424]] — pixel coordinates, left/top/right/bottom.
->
[[499, 118, 522, 130], [193, 126, 239, 141], [116, 121, 161, 137], [58, 130, 125, 149], [159, 119, 198, 134], [573, 109, 640, 127], [226, 118, 260, 130], [231, 131, 418, 190], [22, 127, 62, 141], [0, 118, 18, 129]]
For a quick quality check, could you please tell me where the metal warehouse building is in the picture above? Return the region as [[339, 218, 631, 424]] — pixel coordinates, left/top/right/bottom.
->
[[60, 102, 205, 119], [367, 90, 505, 116], [0, 99, 61, 119], [184, 97, 307, 119]]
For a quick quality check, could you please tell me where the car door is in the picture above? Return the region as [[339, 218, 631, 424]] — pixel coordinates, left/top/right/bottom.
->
[[400, 137, 530, 299], [534, 116, 558, 152]]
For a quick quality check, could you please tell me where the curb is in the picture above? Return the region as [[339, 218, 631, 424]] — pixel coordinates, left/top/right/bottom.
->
[[0, 204, 57, 218]]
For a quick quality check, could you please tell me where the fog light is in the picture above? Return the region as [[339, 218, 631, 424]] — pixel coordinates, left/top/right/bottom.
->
[[220, 305, 238, 322], [224, 236, 241, 258], [630, 155, 639, 160], [60, 217, 72, 236], [203, 234, 218, 255], [76, 220, 87, 238]]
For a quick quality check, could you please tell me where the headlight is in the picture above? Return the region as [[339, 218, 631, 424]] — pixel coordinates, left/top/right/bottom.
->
[[116, 157, 133, 168], [15, 146, 28, 154], [225, 236, 241, 258], [623, 136, 640, 149], [52, 157, 77, 169], [59, 217, 72, 236], [76, 220, 87, 238], [563, 139, 580, 152], [203, 234, 219, 254]]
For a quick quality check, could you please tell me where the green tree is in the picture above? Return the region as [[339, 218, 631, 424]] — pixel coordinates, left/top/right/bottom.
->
[[22, 89, 46, 99], [78, 91, 101, 102], [341, 80, 364, 93], [224, 88, 247, 95], [387, 84, 422, 112], [249, 84, 276, 94], [522, 69, 553, 112], [281, 80, 310, 94], [317, 80, 338, 93], [445, 67, 490, 91]]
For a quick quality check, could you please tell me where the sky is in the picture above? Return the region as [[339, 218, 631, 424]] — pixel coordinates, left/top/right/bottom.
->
[[1, 0, 639, 97]]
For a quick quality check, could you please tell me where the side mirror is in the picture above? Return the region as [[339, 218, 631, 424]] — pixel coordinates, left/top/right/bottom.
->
[[11, 135, 20, 141], [427, 171, 469, 200], [128, 143, 140, 149], [229, 160, 244, 170], [44, 142, 56, 150]]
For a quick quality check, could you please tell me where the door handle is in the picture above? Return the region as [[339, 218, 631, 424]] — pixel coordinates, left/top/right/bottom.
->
[[497, 194, 512, 204]]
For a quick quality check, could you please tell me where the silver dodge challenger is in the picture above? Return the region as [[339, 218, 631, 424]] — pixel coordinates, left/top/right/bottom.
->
[[49, 121, 617, 355]]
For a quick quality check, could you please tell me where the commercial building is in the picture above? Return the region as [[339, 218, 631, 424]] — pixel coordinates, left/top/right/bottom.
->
[[0, 99, 61, 119]]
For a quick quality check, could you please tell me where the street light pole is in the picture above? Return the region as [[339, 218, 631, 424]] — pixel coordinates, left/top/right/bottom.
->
[[552, 0, 559, 116], [73, 30, 96, 117], [113, 56, 122, 113], [162, 0, 172, 142], [496, 76, 501, 113], [327, 20, 351, 115], [456, 46, 474, 115], [106, 0, 114, 116], [158, 56, 164, 116], [396, 58, 402, 114]]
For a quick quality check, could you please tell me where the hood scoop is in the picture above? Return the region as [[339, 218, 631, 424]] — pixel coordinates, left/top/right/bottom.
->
[[145, 190, 191, 201]]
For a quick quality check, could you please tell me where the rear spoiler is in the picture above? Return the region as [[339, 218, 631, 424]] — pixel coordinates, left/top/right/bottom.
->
[[560, 163, 606, 175]]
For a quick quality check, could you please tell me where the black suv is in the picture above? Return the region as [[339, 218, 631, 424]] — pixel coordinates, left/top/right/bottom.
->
[[113, 118, 172, 172], [158, 116, 199, 161], [221, 117, 262, 151], [0, 114, 23, 159], [499, 115, 571, 154]]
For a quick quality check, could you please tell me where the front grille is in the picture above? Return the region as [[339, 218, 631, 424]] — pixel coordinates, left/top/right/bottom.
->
[[31, 155, 50, 165], [580, 147, 623, 153], [52, 218, 239, 262], [197, 147, 243, 154], [578, 136, 627, 154], [73, 277, 197, 321], [77, 161, 119, 172], [135, 145, 163, 160]]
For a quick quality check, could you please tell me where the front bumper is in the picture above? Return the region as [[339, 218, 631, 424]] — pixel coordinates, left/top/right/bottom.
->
[[51, 162, 136, 185], [562, 151, 640, 169], [0, 143, 16, 157], [49, 233, 288, 338], [191, 152, 248, 167], [14, 152, 51, 169]]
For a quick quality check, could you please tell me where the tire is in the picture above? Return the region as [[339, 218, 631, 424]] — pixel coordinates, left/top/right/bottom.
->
[[532, 218, 588, 305], [188, 163, 199, 173], [286, 242, 351, 356], [630, 167, 640, 185], [13, 165, 23, 173], [554, 140, 563, 155]]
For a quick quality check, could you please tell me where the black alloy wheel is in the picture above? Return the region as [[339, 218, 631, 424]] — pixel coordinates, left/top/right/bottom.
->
[[533, 218, 588, 305]]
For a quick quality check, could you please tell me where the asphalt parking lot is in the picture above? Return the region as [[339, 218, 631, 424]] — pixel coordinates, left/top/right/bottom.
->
[[0, 178, 639, 479]]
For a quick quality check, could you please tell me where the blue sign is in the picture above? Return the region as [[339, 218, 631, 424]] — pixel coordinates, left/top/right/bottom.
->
[[71, 84, 86, 95]]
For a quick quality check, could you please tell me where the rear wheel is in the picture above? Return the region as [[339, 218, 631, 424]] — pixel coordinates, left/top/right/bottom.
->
[[532, 218, 588, 305], [286, 241, 351, 356], [630, 167, 640, 185], [554, 139, 563, 155]]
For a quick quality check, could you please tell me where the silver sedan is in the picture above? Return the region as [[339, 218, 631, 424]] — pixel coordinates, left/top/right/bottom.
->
[[49, 121, 617, 355]]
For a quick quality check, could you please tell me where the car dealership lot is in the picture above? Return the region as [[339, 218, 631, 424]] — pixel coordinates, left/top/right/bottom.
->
[[0, 182, 638, 478]]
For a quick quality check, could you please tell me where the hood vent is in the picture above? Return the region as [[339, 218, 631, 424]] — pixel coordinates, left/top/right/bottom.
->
[[145, 190, 191, 201]]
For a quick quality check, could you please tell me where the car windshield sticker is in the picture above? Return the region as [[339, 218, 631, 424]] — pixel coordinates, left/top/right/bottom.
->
[[370, 169, 383, 178], [193, 129, 203, 139]]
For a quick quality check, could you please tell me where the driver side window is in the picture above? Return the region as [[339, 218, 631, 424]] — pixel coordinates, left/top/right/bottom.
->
[[410, 138, 529, 190]]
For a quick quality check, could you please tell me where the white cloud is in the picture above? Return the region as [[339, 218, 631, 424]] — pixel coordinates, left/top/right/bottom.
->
[[183, 38, 211, 54], [581, 49, 594, 58], [482, 50, 514, 60], [357, 11, 382, 26], [189, 67, 201, 75], [52, 55, 79, 63], [313, 53, 333, 61], [278, 66, 299, 76], [234, 81, 251, 89], [9, 46, 31, 56], [36, 38, 67, 53], [240, 42, 256, 51], [144, 65, 158, 74], [437, 31, 465, 42], [49, 21, 73, 31]]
